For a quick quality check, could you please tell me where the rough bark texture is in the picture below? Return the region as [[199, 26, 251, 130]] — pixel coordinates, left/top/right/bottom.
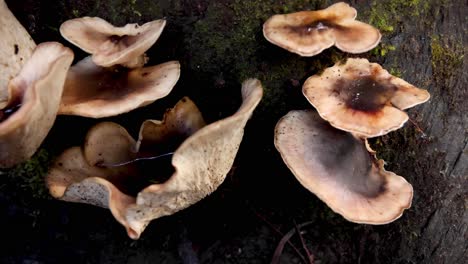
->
[[0, 0, 466, 263]]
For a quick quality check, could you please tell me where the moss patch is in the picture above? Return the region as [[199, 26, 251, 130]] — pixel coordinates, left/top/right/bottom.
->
[[7, 149, 52, 200]]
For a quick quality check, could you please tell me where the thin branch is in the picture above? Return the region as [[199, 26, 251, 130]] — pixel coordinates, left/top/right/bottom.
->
[[294, 220, 314, 264], [271, 221, 314, 264]]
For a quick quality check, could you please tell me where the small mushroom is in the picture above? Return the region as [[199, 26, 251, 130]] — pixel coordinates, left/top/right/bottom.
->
[[59, 57, 180, 118], [60, 17, 166, 68], [46, 79, 263, 239], [274, 110, 413, 224], [302, 58, 430, 138], [0, 42, 74, 168], [0, 0, 36, 108], [263, 2, 381, 56]]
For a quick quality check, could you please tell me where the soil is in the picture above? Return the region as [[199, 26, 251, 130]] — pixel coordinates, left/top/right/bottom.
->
[[0, 0, 466, 263]]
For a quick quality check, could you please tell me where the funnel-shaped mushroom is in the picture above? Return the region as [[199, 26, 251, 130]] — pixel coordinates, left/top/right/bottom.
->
[[60, 17, 166, 68], [0, 42, 74, 168], [302, 58, 430, 138], [0, 0, 36, 108], [46, 79, 263, 239], [275, 110, 412, 224], [59, 57, 180, 118], [263, 2, 381, 56]]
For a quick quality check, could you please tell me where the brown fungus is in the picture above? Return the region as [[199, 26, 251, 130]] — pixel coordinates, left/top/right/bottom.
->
[[46, 79, 263, 239], [263, 2, 381, 56], [302, 58, 430, 138], [59, 57, 180, 118], [60, 17, 166, 68], [274, 110, 413, 224]]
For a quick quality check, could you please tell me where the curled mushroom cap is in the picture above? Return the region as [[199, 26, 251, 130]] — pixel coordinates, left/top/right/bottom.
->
[[0, 0, 36, 108], [59, 57, 180, 118], [60, 17, 166, 68], [0, 42, 74, 168], [275, 110, 413, 224], [46, 79, 263, 239], [263, 2, 381, 56], [302, 58, 430, 138]]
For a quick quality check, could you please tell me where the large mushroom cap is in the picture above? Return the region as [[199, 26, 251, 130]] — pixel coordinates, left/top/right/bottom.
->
[[59, 57, 180, 118], [0, 42, 74, 168], [263, 2, 381, 56], [302, 58, 430, 138], [275, 110, 413, 224], [47, 79, 263, 239], [0, 0, 36, 108], [60, 17, 166, 68]]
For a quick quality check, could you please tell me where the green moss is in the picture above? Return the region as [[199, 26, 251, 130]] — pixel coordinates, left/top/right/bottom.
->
[[8, 149, 52, 200], [430, 35, 464, 82]]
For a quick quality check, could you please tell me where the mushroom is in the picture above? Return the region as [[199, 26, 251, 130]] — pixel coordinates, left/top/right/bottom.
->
[[46, 79, 263, 239], [274, 109, 413, 224], [0, 0, 36, 108], [58, 57, 180, 118], [302, 58, 430, 138], [0, 42, 74, 168], [60, 17, 166, 68], [263, 2, 381, 56]]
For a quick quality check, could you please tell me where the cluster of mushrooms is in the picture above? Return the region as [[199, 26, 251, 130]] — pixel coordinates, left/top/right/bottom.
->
[[265, 2, 430, 224], [0, 0, 263, 239], [0, 1, 431, 239]]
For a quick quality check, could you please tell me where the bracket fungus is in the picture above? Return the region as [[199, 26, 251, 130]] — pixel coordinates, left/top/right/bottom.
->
[[0, 31, 74, 168], [302, 58, 430, 138], [274, 110, 413, 224], [59, 57, 180, 118], [46, 79, 263, 239], [58, 17, 180, 118], [60, 17, 166, 68], [263, 2, 381, 56]]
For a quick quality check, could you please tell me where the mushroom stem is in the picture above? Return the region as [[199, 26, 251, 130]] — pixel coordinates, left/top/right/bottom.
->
[[0, 0, 36, 108]]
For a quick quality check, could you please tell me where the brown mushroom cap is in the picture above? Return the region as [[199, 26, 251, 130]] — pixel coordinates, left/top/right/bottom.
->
[[263, 2, 381, 56], [60, 17, 166, 68], [0, 0, 36, 108], [302, 58, 430, 138], [59, 57, 180, 118], [274, 109, 413, 224], [0, 42, 74, 168], [46, 79, 263, 239]]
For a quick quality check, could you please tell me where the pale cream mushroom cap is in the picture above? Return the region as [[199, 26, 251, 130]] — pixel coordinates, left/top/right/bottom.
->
[[59, 57, 180, 118], [274, 110, 413, 224], [0, 0, 36, 108], [0, 42, 74, 168], [263, 2, 381, 56], [46, 79, 263, 239], [302, 58, 430, 138], [60, 17, 166, 68]]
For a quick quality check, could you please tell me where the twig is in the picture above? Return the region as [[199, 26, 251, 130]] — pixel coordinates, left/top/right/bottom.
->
[[271, 221, 314, 264], [294, 220, 314, 264], [251, 210, 307, 264]]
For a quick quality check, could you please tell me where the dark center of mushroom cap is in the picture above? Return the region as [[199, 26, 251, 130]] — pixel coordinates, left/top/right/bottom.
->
[[309, 114, 387, 197], [109, 35, 127, 44], [333, 75, 397, 113]]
